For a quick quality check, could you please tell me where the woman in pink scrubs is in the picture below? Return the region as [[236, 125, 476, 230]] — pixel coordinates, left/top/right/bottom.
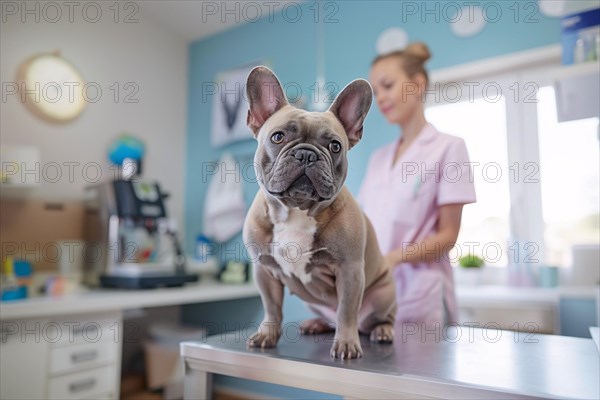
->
[[359, 42, 476, 325]]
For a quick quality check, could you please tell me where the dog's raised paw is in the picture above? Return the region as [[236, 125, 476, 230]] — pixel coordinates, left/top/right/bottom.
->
[[369, 323, 394, 344]]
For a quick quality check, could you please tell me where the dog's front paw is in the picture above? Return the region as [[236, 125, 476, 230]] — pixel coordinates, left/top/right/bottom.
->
[[247, 323, 281, 348], [330, 334, 362, 359]]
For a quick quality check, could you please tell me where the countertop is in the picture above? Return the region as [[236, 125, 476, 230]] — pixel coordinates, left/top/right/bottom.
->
[[1, 281, 597, 321], [456, 284, 600, 307], [0, 279, 259, 320], [182, 327, 600, 399]]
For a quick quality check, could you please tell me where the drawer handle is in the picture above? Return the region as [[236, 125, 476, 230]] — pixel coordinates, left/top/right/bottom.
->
[[72, 326, 99, 336], [71, 350, 98, 363], [69, 377, 96, 393]]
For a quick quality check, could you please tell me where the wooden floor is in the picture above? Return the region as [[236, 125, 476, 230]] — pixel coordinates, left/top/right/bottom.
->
[[121, 389, 252, 400], [122, 391, 163, 400], [214, 389, 254, 400], [121, 373, 256, 400]]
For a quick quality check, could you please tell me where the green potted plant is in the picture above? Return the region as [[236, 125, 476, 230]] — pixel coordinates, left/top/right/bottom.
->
[[457, 254, 485, 285], [459, 254, 485, 268]]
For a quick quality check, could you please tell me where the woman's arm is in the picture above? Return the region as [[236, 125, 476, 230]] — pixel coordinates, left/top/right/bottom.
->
[[385, 204, 464, 266]]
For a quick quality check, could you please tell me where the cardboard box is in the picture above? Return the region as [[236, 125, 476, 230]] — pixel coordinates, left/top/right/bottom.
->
[[0, 199, 85, 271]]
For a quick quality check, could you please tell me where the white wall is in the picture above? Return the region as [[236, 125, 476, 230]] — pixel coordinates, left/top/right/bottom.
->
[[0, 4, 188, 231]]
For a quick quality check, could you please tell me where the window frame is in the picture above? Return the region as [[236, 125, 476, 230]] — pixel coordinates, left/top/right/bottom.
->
[[426, 45, 565, 268]]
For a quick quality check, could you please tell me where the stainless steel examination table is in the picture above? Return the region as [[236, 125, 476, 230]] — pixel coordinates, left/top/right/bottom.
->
[[181, 325, 600, 399]]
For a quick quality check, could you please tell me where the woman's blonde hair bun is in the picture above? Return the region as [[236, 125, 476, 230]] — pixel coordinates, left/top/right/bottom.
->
[[404, 42, 431, 63]]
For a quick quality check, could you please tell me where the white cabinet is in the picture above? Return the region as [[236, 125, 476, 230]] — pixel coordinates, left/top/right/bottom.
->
[[48, 365, 116, 400], [1, 318, 50, 399], [456, 285, 600, 336], [459, 304, 557, 334], [0, 281, 260, 399], [0, 311, 122, 400], [456, 285, 560, 334], [553, 62, 600, 122]]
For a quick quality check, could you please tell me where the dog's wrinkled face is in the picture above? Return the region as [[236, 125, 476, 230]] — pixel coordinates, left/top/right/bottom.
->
[[246, 67, 372, 210], [256, 107, 347, 208]]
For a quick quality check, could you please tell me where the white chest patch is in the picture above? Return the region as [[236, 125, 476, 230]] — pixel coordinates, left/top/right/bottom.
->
[[272, 208, 319, 284]]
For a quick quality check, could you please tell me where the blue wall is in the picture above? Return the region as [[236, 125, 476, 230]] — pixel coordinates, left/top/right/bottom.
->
[[184, 0, 563, 342], [184, 1, 560, 396], [185, 0, 561, 258]]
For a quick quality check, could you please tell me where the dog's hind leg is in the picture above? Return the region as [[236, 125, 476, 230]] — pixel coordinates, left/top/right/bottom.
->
[[369, 322, 394, 343], [300, 304, 336, 334], [358, 271, 397, 343], [300, 318, 336, 334]]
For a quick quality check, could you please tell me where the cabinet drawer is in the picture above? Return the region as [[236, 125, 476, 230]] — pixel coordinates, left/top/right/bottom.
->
[[50, 340, 117, 375], [49, 315, 120, 347], [48, 365, 115, 400]]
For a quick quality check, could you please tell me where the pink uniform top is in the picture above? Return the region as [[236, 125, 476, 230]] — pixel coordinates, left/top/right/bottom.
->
[[358, 123, 476, 325]]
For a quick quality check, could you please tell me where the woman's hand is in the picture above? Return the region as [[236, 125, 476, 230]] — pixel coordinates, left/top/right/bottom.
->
[[384, 250, 402, 268], [384, 204, 464, 267]]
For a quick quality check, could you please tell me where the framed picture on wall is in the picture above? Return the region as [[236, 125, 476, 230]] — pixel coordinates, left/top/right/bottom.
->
[[210, 62, 265, 148]]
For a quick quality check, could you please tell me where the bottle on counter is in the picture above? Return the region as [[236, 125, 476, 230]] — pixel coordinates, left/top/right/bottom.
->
[[0, 257, 30, 301], [574, 37, 586, 63]]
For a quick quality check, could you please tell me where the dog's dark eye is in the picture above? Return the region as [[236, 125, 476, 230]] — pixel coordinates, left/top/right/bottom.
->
[[271, 131, 285, 144], [329, 140, 341, 153]]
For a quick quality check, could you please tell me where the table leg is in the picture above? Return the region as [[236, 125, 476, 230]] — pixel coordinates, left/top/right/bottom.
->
[[184, 362, 213, 400]]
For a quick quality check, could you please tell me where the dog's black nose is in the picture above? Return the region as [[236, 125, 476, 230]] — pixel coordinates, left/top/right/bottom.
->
[[293, 149, 318, 165]]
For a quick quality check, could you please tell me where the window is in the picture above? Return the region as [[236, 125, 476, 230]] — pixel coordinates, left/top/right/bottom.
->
[[425, 51, 599, 275], [426, 97, 511, 267], [537, 86, 600, 267]]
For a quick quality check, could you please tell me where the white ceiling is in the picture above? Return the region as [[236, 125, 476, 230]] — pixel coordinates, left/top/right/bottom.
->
[[139, 0, 299, 42]]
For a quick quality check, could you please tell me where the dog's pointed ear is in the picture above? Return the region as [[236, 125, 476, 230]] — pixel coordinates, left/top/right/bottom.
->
[[328, 79, 372, 149], [246, 66, 288, 136]]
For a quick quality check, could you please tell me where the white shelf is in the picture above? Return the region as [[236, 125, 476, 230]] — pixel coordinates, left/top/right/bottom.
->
[[456, 284, 600, 308], [0, 279, 259, 320], [551, 61, 600, 80]]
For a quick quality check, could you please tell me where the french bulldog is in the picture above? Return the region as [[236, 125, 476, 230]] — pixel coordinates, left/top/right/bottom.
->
[[243, 66, 397, 359]]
